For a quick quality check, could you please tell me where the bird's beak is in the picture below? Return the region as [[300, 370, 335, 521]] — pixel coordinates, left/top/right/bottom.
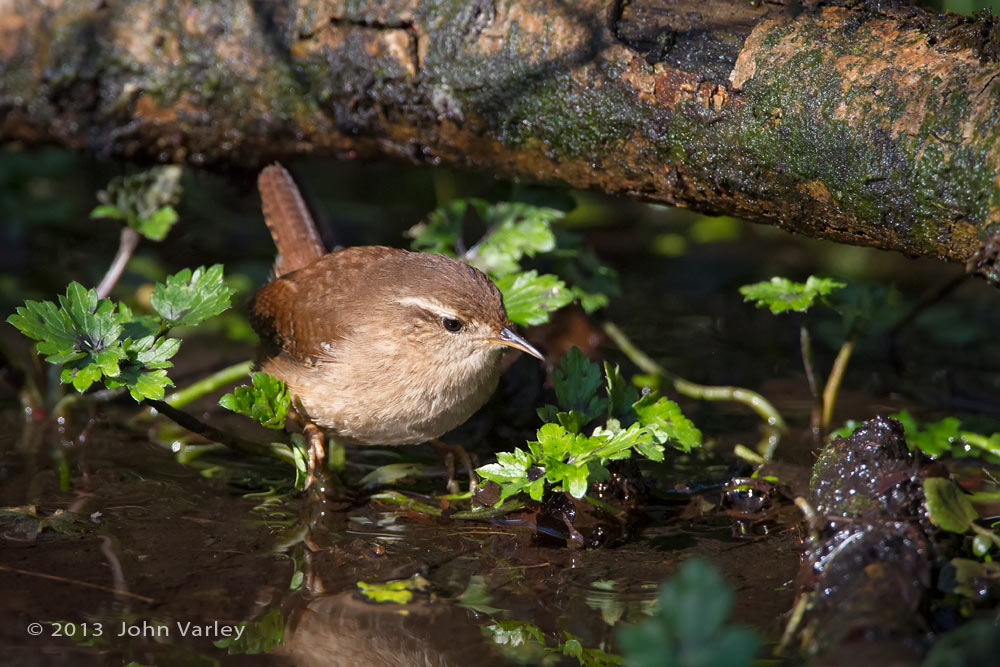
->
[[494, 326, 544, 361]]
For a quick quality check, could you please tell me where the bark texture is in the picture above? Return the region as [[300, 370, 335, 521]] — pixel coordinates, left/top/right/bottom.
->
[[3, 1, 1000, 274]]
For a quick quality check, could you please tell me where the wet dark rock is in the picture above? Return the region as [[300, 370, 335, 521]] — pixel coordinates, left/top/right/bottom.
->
[[810, 416, 924, 519], [795, 416, 935, 665]]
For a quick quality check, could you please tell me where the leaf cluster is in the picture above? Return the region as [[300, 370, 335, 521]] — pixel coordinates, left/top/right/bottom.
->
[[407, 199, 618, 326], [90, 165, 183, 241], [218, 372, 291, 430], [618, 559, 760, 667], [7, 266, 233, 401], [892, 410, 1000, 462], [476, 348, 701, 503]]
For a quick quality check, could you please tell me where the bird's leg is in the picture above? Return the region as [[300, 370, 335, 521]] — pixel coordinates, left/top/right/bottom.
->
[[287, 408, 327, 490], [430, 438, 477, 495]]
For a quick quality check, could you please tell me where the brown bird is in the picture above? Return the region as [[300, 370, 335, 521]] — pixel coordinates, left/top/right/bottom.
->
[[249, 165, 543, 486]]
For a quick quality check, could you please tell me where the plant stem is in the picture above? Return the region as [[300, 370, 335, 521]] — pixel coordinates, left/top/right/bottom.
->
[[96, 226, 141, 299], [968, 490, 1000, 503], [821, 339, 854, 429], [800, 324, 823, 440], [164, 360, 254, 408], [602, 322, 786, 431], [144, 398, 295, 466], [960, 432, 1000, 458]]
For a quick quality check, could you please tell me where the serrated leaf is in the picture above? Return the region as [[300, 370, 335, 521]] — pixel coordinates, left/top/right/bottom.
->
[[406, 199, 466, 255], [8, 283, 128, 390], [219, 372, 291, 430], [605, 362, 638, 422], [739, 275, 845, 314], [924, 477, 978, 533], [494, 270, 573, 327], [467, 201, 559, 276], [633, 394, 702, 452], [135, 205, 178, 241], [113, 367, 173, 401], [551, 347, 607, 421], [150, 265, 234, 327], [128, 335, 181, 369]]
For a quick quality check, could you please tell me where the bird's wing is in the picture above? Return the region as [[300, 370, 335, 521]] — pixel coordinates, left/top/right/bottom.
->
[[249, 246, 405, 362]]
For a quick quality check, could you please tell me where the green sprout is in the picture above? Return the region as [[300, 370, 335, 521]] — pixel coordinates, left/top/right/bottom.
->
[[90, 165, 182, 242], [618, 559, 760, 667], [741, 275, 856, 439], [219, 373, 291, 430], [477, 348, 701, 504]]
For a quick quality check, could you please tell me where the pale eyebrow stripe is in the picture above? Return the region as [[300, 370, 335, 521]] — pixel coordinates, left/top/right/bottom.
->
[[394, 295, 460, 319]]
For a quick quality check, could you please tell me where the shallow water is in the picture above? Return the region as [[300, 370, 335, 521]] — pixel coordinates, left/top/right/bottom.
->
[[4, 152, 1000, 665]]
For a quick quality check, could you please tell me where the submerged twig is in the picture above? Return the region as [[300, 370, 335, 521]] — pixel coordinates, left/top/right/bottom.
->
[[371, 490, 526, 520], [602, 322, 787, 432], [0, 563, 154, 603]]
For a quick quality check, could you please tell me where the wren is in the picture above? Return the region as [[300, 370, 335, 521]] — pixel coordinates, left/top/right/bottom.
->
[[249, 165, 542, 484]]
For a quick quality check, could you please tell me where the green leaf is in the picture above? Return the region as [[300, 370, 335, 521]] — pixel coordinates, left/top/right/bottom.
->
[[358, 463, 424, 486], [356, 575, 428, 604], [494, 270, 573, 327], [135, 205, 178, 241], [213, 608, 285, 655], [618, 559, 759, 667], [892, 410, 961, 459], [89, 204, 126, 221], [467, 201, 560, 276], [739, 275, 846, 314], [95, 165, 182, 240], [605, 362, 638, 422], [924, 477, 978, 533], [633, 394, 702, 452], [219, 372, 291, 430], [406, 199, 466, 256], [8, 282, 127, 388], [150, 265, 234, 327], [551, 347, 607, 421]]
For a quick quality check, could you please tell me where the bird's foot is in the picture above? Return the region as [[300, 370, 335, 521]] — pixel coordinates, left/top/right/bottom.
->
[[430, 438, 477, 495]]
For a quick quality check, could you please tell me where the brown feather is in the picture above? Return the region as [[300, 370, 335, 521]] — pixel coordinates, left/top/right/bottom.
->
[[258, 163, 325, 276]]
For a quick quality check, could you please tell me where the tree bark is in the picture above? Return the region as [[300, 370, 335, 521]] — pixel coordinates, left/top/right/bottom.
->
[[3, 1, 1000, 275]]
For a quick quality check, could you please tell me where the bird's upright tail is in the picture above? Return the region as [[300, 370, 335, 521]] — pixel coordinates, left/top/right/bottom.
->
[[258, 163, 326, 276]]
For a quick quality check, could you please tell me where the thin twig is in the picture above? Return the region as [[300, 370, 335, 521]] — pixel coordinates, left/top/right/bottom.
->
[[133, 360, 255, 425], [602, 322, 786, 431], [96, 226, 141, 299], [800, 324, 823, 442], [144, 398, 296, 466], [0, 563, 154, 603]]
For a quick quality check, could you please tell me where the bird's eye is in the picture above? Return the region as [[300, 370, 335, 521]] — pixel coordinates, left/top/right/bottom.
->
[[442, 317, 463, 332]]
